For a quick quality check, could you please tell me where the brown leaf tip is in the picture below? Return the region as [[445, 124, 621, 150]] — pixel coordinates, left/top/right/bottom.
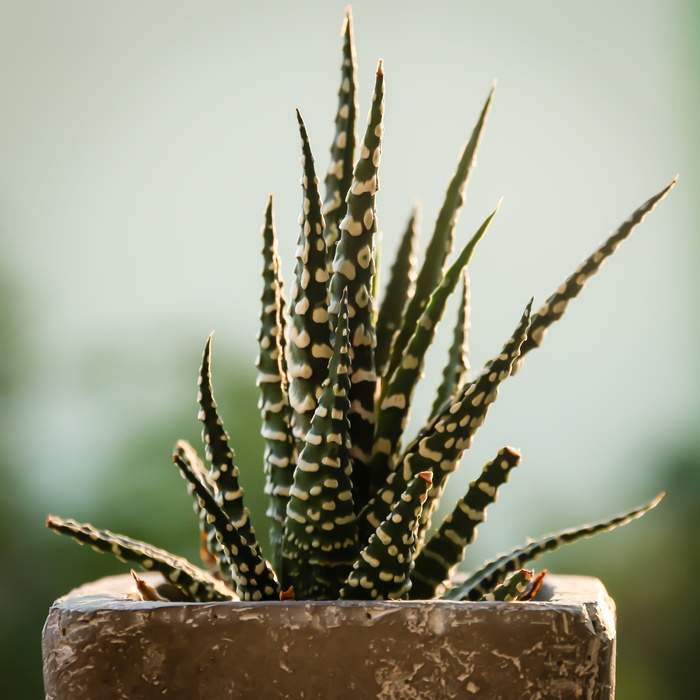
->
[[418, 470, 433, 485], [376, 58, 384, 76], [280, 586, 296, 602]]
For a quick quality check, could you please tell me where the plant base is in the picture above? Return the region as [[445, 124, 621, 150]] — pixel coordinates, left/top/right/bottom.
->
[[42, 573, 616, 699]]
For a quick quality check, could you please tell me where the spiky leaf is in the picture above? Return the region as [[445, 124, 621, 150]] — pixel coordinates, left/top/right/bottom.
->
[[286, 111, 332, 444], [328, 61, 385, 499], [443, 493, 664, 601], [282, 289, 358, 599], [174, 439, 219, 571], [386, 85, 495, 379], [46, 515, 235, 602], [256, 196, 296, 572], [360, 301, 531, 543], [340, 471, 432, 600], [374, 208, 419, 378], [322, 7, 358, 271], [371, 207, 497, 490], [513, 176, 678, 373], [410, 446, 521, 599], [429, 271, 470, 420], [173, 454, 279, 601], [198, 336, 262, 554]]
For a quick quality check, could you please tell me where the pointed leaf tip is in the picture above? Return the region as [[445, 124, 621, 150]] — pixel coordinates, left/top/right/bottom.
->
[[418, 470, 433, 485], [376, 59, 384, 76], [280, 586, 296, 602]]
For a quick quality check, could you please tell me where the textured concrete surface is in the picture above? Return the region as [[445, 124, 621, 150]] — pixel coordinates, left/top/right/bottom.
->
[[42, 573, 616, 699]]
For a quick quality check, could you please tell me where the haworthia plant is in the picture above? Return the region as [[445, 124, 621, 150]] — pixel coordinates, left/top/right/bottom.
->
[[48, 9, 674, 603]]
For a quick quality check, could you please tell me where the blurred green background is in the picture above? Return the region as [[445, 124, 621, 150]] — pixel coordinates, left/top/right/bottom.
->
[[1, 1, 697, 697]]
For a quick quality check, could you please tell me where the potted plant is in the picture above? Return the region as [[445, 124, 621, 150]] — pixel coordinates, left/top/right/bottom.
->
[[43, 8, 675, 699]]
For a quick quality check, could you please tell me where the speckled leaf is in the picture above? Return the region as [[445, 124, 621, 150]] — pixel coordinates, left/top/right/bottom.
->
[[198, 336, 262, 555], [282, 290, 358, 599], [328, 61, 385, 500], [359, 302, 531, 545], [46, 515, 235, 602], [287, 110, 332, 445], [386, 85, 495, 380], [322, 7, 358, 271], [429, 271, 470, 420], [513, 176, 678, 373], [371, 207, 496, 491], [174, 439, 220, 572], [410, 446, 521, 599], [173, 454, 279, 601], [340, 471, 432, 601], [443, 493, 664, 601], [256, 196, 296, 573], [374, 208, 419, 378]]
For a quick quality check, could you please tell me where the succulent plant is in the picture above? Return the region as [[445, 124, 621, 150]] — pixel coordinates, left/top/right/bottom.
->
[[47, 8, 675, 604]]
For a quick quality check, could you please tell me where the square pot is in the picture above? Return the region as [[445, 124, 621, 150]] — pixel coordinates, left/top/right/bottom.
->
[[42, 572, 616, 699]]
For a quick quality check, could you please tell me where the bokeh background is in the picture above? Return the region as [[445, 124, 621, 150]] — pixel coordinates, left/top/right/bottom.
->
[[1, 1, 697, 697]]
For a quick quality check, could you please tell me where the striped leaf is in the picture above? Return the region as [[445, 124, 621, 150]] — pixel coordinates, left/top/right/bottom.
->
[[198, 336, 261, 554], [256, 196, 296, 572], [429, 271, 470, 421], [282, 289, 358, 599], [46, 515, 235, 602], [385, 84, 495, 380], [370, 206, 498, 491], [513, 177, 678, 373], [328, 61, 385, 500], [287, 110, 332, 445], [340, 471, 432, 600], [322, 6, 359, 271], [174, 439, 220, 572], [360, 301, 531, 544], [374, 208, 419, 378], [173, 454, 279, 601], [409, 446, 521, 599], [443, 493, 664, 601]]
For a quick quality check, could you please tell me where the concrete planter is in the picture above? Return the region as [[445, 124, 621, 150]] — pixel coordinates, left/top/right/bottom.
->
[[43, 572, 616, 699]]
